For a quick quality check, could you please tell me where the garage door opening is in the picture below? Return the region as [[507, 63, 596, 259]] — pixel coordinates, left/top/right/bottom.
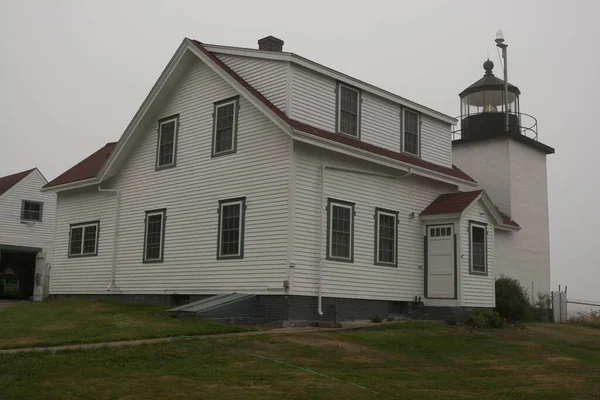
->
[[0, 251, 36, 300]]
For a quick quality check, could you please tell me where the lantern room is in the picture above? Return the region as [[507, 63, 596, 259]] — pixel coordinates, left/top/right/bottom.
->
[[459, 60, 522, 139]]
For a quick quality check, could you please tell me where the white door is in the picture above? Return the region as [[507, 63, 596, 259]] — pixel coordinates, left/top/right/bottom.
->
[[427, 225, 455, 299]]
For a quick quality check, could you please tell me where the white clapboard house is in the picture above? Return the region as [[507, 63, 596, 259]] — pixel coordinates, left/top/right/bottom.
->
[[41, 36, 553, 320], [0, 168, 56, 301]]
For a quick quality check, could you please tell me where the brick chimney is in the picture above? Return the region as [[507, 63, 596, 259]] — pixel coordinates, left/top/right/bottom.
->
[[258, 36, 284, 52]]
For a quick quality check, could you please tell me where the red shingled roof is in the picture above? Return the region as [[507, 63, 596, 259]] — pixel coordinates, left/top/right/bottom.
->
[[190, 40, 476, 184], [421, 190, 519, 227], [0, 168, 35, 197], [47, 40, 476, 190], [44, 143, 117, 188], [421, 190, 484, 216], [499, 210, 520, 228]]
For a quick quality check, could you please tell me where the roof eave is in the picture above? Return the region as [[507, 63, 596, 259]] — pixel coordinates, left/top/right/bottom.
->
[[41, 177, 98, 193], [291, 130, 478, 188], [420, 213, 462, 221], [496, 224, 521, 232]]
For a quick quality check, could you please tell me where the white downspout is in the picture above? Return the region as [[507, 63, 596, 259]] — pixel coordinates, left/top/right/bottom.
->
[[98, 185, 121, 291], [317, 165, 413, 316]]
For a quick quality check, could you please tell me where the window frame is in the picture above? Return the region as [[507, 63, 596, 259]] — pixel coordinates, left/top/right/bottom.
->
[[469, 221, 488, 275], [212, 96, 240, 157], [217, 197, 246, 260], [143, 209, 167, 263], [336, 83, 361, 138], [21, 200, 44, 222], [374, 208, 398, 267], [402, 108, 421, 157], [155, 114, 180, 170], [68, 221, 100, 258], [326, 198, 355, 263]]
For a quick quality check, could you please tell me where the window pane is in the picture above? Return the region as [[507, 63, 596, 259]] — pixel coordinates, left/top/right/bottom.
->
[[215, 103, 235, 154], [331, 204, 351, 259], [378, 213, 395, 263], [146, 214, 163, 260], [339, 86, 358, 136], [472, 226, 486, 272], [70, 227, 83, 255], [404, 111, 419, 155], [82, 226, 97, 254], [22, 201, 41, 221], [220, 203, 241, 256], [158, 120, 176, 166]]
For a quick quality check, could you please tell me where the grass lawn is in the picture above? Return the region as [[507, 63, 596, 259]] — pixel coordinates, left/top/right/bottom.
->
[[1, 318, 599, 399], [0, 299, 260, 349]]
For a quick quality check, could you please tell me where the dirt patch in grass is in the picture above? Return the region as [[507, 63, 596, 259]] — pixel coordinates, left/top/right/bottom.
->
[[2, 337, 39, 347], [285, 334, 386, 364], [546, 356, 579, 362], [287, 335, 370, 352]]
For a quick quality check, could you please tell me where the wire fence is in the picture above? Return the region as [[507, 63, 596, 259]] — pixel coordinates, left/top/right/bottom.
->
[[566, 299, 600, 319], [552, 288, 600, 325]]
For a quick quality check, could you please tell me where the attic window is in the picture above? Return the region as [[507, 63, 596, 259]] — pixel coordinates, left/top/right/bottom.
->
[[156, 115, 179, 169], [21, 200, 43, 222], [212, 97, 239, 157], [403, 109, 420, 156], [337, 84, 360, 137]]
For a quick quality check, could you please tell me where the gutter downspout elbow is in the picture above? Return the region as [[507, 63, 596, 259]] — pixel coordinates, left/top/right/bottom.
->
[[98, 185, 121, 291], [401, 167, 414, 179]]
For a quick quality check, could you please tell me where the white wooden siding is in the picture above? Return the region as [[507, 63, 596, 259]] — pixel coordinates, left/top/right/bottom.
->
[[420, 115, 452, 167], [50, 59, 291, 295], [217, 54, 289, 112], [0, 170, 56, 262], [361, 92, 401, 150], [292, 142, 456, 301], [291, 65, 336, 131], [50, 188, 115, 294], [460, 200, 495, 308], [290, 64, 452, 168]]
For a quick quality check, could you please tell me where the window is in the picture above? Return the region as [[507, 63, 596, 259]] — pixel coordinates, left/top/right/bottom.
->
[[69, 221, 99, 257], [21, 200, 43, 222], [430, 226, 452, 237], [337, 84, 360, 137], [375, 208, 398, 266], [218, 198, 245, 259], [403, 109, 420, 156], [156, 115, 179, 169], [327, 199, 354, 262], [470, 222, 487, 274], [212, 97, 239, 156], [144, 209, 166, 262]]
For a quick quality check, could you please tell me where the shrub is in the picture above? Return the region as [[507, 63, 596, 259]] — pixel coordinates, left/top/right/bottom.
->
[[465, 310, 505, 329], [495, 275, 532, 322], [533, 293, 553, 322], [370, 314, 383, 323], [569, 310, 600, 328]]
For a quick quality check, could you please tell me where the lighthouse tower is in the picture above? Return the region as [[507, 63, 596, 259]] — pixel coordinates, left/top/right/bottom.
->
[[452, 35, 555, 298]]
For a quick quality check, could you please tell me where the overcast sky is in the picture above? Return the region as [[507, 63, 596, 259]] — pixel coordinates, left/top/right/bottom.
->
[[1, 0, 598, 300]]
